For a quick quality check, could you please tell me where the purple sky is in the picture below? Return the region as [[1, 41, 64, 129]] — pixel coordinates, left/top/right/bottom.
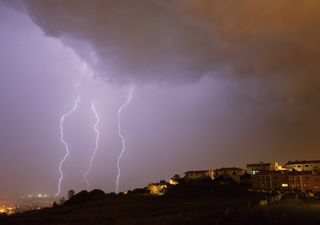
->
[[0, 0, 320, 197]]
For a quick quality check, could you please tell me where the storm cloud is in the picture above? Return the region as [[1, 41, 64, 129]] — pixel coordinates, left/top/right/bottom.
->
[[3, 0, 320, 95]]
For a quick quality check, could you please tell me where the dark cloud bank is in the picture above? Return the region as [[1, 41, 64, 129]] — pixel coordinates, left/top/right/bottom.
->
[[2, 0, 319, 145], [16, 0, 319, 140], [3, 0, 319, 97], [3, 0, 320, 140]]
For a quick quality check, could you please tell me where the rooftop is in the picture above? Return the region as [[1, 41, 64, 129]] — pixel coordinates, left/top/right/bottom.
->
[[247, 162, 271, 167], [215, 167, 244, 171], [185, 170, 213, 174], [286, 160, 320, 165]]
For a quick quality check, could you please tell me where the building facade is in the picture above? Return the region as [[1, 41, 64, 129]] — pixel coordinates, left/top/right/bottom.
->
[[252, 171, 320, 193], [214, 167, 245, 183], [147, 183, 167, 195], [184, 170, 214, 180], [246, 162, 283, 175], [288, 172, 320, 192], [252, 171, 289, 191], [285, 160, 320, 172]]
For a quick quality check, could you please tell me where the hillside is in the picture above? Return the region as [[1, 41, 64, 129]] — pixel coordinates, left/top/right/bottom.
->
[[1, 181, 320, 225]]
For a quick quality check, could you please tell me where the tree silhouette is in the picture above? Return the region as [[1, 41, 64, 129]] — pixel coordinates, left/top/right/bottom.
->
[[67, 189, 75, 199]]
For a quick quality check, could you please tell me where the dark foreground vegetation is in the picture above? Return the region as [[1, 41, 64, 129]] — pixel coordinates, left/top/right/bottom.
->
[[1, 180, 320, 225]]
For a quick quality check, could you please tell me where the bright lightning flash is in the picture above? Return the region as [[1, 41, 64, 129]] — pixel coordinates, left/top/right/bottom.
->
[[116, 87, 134, 193], [55, 95, 80, 197], [84, 101, 100, 190]]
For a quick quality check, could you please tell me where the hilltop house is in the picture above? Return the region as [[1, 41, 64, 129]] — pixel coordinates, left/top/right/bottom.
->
[[288, 171, 320, 192], [285, 160, 320, 172], [252, 171, 289, 192], [214, 167, 245, 183], [246, 162, 284, 175], [147, 183, 167, 195], [184, 170, 214, 180], [252, 170, 320, 192]]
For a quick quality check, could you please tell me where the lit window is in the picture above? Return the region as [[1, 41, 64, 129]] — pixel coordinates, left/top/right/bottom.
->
[[282, 183, 288, 187]]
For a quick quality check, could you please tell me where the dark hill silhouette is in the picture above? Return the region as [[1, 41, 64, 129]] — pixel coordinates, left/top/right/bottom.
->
[[1, 182, 320, 225], [64, 189, 116, 206]]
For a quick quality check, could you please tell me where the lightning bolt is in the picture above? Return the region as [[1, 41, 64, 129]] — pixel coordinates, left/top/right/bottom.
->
[[83, 101, 100, 190], [116, 87, 134, 193], [55, 95, 80, 197]]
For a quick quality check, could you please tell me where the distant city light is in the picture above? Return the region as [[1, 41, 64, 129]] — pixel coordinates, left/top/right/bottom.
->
[[27, 194, 50, 199], [0, 206, 16, 215], [169, 179, 178, 185], [0, 195, 53, 215]]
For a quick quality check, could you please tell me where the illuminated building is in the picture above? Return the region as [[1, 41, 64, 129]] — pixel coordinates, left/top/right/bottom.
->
[[169, 179, 178, 185], [285, 160, 320, 172], [168, 174, 180, 185], [246, 162, 284, 175], [147, 183, 167, 195]]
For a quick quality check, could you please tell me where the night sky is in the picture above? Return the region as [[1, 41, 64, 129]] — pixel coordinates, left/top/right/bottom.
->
[[0, 0, 319, 197]]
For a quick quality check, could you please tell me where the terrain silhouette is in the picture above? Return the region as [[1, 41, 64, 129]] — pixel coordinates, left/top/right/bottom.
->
[[1, 180, 320, 225]]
